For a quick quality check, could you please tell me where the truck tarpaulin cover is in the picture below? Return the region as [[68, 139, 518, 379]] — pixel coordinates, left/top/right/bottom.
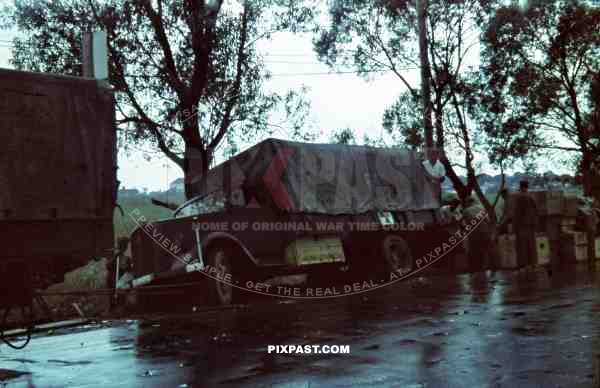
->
[[190, 139, 440, 215]]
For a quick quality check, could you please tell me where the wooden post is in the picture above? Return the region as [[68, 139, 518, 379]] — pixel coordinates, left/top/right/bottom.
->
[[82, 32, 93, 77], [417, 0, 434, 148], [81, 31, 108, 80]]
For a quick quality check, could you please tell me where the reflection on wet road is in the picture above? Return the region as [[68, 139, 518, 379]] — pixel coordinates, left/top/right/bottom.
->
[[2, 268, 600, 387]]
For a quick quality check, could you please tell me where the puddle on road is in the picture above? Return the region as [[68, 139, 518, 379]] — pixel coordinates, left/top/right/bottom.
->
[[0, 368, 31, 381], [511, 324, 550, 337], [395, 338, 418, 346], [47, 359, 93, 366], [8, 358, 37, 364], [26, 269, 600, 387]]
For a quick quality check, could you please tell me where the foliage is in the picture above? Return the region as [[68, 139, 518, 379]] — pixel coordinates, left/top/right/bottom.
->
[[329, 127, 357, 144], [3, 0, 315, 198], [482, 0, 600, 195], [314, 0, 501, 210]]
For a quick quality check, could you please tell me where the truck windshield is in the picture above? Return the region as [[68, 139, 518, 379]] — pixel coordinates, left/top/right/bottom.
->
[[173, 188, 245, 218]]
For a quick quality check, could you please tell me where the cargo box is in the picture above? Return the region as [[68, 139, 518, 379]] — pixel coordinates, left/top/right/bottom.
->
[[0, 69, 116, 283]]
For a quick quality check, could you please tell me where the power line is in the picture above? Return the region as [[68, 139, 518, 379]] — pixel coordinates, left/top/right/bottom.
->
[[0, 41, 419, 76], [263, 53, 316, 57], [267, 69, 399, 77], [124, 68, 415, 79], [262, 60, 329, 64]]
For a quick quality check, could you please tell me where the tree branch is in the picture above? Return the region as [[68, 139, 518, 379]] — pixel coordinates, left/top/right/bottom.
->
[[373, 32, 417, 98], [209, 2, 249, 150], [139, 0, 185, 100], [107, 39, 184, 168], [189, 0, 224, 104]]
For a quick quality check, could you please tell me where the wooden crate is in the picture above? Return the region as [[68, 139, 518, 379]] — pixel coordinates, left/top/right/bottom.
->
[[562, 195, 579, 217], [530, 191, 564, 216], [498, 234, 518, 269], [561, 230, 588, 246], [560, 242, 588, 262], [536, 235, 551, 266], [560, 217, 577, 232], [536, 215, 548, 233], [575, 245, 588, 262]]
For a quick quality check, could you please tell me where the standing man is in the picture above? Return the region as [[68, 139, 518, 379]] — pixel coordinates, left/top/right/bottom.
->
[[512, 180, 538, 270], [498, 181, 538, 270], [462, 196, 493, 273], [422, 147, 446, 204], [422, 147, 446, 181]]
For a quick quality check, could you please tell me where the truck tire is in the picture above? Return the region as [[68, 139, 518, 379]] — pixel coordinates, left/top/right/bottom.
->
[[381, 235, 413, 277], [206, 247, 234, 305]]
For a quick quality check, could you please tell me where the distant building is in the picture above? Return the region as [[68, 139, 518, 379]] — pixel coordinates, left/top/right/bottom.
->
[[118, 189, 140, 198]]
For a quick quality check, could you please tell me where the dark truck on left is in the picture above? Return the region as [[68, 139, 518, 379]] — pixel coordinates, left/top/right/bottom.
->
[[0, 69, 117, 288], [129, 139, 451, 305]]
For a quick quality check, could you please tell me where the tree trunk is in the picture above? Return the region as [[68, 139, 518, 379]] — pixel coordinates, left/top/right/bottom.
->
[[434, 94, 444, 149], [417, 0, 434, 149], [581, 150, 593, 197], [440, 156, 469, 200], [183, 141, 210, 200]]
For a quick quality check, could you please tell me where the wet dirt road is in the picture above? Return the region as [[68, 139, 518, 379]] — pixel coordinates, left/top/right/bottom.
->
[[2, 268, 600, 387]]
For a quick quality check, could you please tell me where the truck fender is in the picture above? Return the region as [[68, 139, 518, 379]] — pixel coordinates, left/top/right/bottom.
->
[[202, 232, 259, 266]]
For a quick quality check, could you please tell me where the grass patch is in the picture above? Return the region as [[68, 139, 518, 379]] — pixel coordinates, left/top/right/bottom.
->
[[114, 198, 173, 239]]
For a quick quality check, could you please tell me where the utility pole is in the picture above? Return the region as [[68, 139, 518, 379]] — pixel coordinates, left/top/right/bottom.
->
[[82, 30, 108, 81], [417, 0, 434, 149]]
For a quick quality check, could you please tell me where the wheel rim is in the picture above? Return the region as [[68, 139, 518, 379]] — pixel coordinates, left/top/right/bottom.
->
[[213, 250, 233, 304]]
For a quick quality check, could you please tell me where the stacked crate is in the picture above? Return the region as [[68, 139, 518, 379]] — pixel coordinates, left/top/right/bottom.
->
[[499, 190, 598, 268], [560, 217, 577, 232], [560, 230, 588, 263], [497, 191, 560, 269], [533, 191, 564, 267], [559, 195, 591, 263], [560, 195, 579, 231], [525, 191, 562, 234], [497, 233, 551, 268], [530, 190, 564, 215], [562, 195, 579, 217], [536, 235, 551, 265], [497, 234, 518, 269]]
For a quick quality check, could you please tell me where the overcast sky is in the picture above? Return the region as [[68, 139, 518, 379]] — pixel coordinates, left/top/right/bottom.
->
[[0, 8, 574, 192]]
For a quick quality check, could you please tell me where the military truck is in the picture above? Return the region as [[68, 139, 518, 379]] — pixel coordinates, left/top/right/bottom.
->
[[0, 69, 116, 288], [129, 139, 448, 304]]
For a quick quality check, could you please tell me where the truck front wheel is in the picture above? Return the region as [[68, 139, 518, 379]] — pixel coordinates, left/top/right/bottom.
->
[[206, 247, 234, 305]]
